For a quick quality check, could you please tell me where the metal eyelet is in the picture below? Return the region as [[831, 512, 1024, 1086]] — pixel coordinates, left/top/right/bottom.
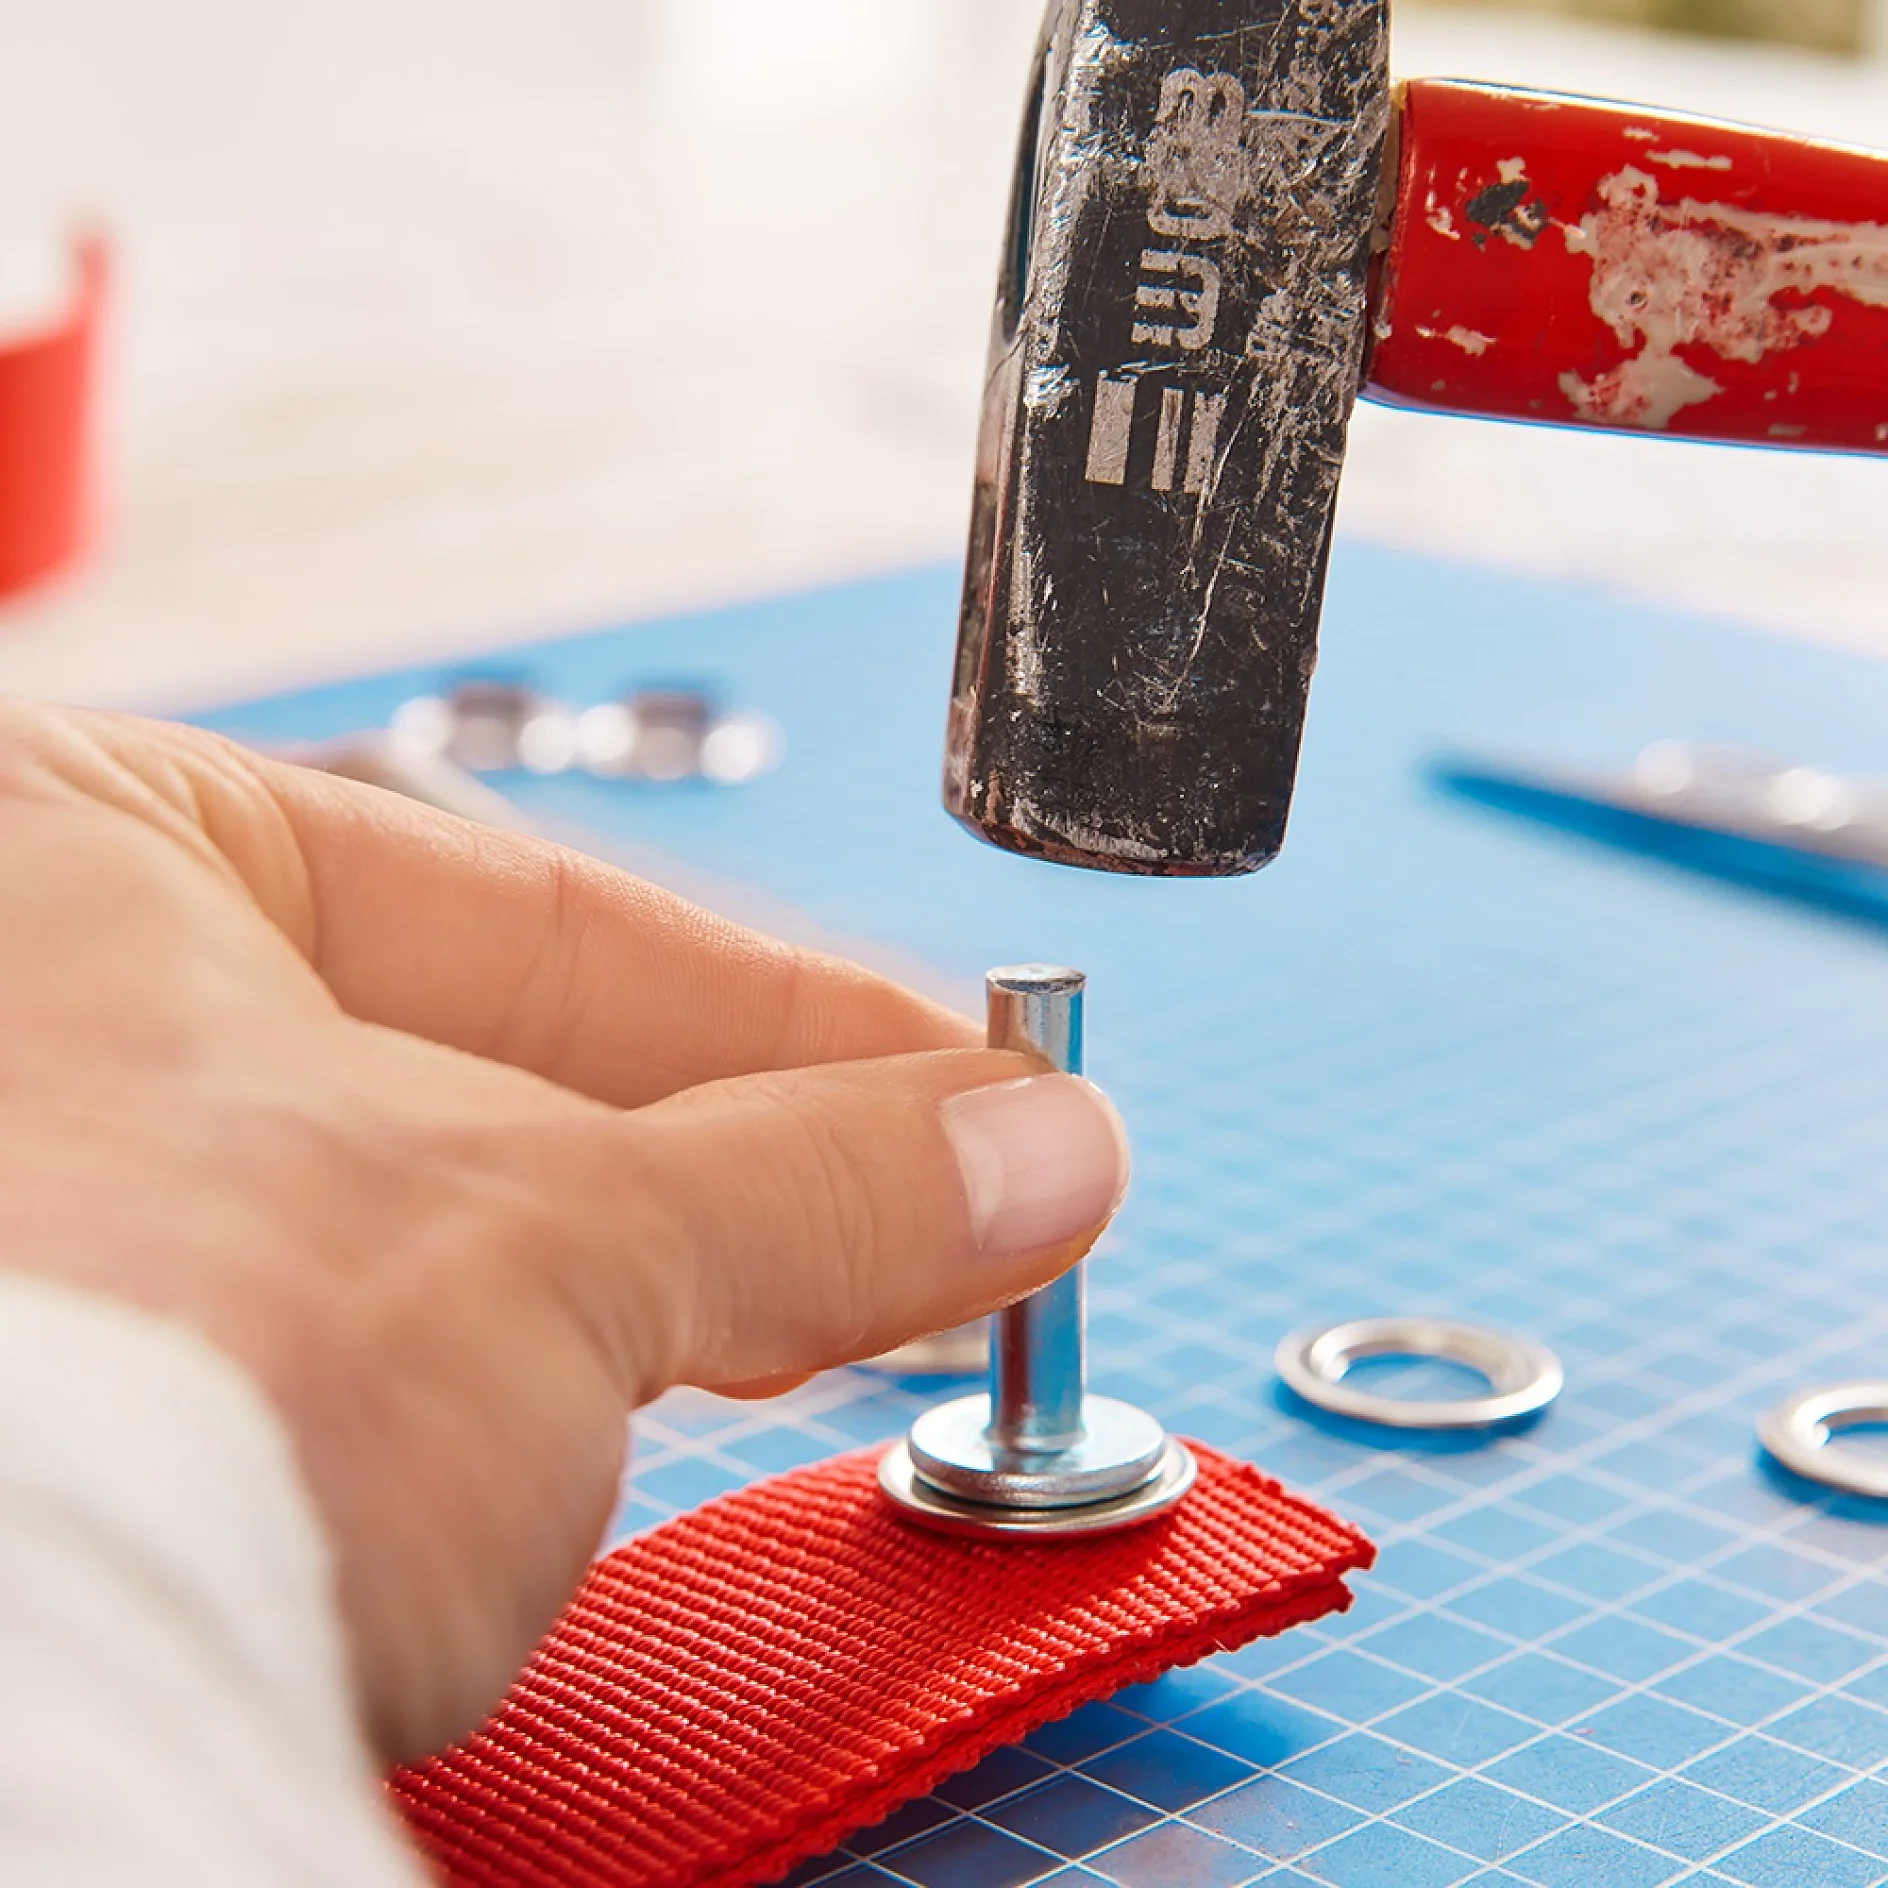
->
[[1277, 1318, 1564, 1432]]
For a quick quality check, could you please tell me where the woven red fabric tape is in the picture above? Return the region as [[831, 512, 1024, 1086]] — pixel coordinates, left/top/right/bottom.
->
[[393, 1441, 1373, 1888]]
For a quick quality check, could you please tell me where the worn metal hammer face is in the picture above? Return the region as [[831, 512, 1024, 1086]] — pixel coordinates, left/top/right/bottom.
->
[[946, 0, 1391, 880], [945, 0, 1888, 880]]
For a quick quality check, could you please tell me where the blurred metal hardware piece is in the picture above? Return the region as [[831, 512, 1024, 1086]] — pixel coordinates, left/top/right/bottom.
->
[[392, 681, 577, 776], [1759, 1384, 1888, 1499], [1278, 1318, 1564, 1432], [697, 712, 782, 787], [386, 682, 781, 786], [865, 1323, 990, 1378], [578, 691, 711, 782], [880, 967, 1196, 1538], [1526, 742, 1888, 872], [577, 691, 782, 786]]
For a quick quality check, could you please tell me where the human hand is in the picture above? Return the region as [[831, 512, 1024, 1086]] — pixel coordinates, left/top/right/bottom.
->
[[0, 701, 1128, 1760]]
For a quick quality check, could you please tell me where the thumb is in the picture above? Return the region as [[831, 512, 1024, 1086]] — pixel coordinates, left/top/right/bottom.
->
[[600, 1049, 1130, 1394]]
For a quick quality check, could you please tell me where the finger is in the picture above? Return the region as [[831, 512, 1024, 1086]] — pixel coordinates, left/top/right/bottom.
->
[[564, 1049, 1132, 1396], [714, 1373, 818, 1402], [99, 713, 980, 1108]]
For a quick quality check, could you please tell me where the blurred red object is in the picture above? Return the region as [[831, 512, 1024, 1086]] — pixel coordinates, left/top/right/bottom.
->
[[0, 235, 106, 603]]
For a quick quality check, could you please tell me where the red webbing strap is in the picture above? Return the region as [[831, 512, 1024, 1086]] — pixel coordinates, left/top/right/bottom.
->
[[393, 1442, 1373, 1888]]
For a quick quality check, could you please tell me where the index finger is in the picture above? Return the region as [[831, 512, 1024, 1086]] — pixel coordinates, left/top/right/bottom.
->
[[177, 717, 978, 1108]]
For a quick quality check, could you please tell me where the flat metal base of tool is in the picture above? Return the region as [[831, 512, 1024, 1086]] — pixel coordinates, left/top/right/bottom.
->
[[905, 1394, 1174, 1509], [878, 1432, 1197, 1540]]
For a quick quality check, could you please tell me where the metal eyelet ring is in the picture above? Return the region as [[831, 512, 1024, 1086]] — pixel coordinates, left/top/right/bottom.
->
[[1276, 1318, 1565, 1432], [1759, 1385, 1888, 1499]]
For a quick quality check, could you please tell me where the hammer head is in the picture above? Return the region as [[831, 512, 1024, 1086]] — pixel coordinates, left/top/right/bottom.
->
[[945, 0, 1391, 878]]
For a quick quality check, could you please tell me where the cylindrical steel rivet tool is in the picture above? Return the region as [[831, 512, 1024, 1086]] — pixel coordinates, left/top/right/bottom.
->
[[878, 967, 1196, 1537]]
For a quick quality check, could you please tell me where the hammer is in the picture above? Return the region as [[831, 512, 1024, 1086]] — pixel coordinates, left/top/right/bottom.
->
[[945, 0, 1888, 879]]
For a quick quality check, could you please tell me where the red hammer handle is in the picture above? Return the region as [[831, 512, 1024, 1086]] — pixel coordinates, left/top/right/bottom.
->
[[1368, 81, 1888, 456]]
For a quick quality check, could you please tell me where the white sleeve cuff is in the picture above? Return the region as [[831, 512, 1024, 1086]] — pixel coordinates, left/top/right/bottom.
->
[[0, 1273, 425, 1886]]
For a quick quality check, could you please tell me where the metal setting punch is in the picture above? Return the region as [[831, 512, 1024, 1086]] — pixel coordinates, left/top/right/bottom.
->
[[879, 968, 1195, 1538]]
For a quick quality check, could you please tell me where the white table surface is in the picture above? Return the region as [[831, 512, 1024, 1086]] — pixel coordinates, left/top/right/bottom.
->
[[1, 1, 1885, 715]]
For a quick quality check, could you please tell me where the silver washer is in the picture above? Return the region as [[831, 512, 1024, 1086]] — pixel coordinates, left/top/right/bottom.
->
[[1759, 1384, 1888, 1500], [878, 1434, 1196, 1539], [1277, 1318, 1564, 1431]]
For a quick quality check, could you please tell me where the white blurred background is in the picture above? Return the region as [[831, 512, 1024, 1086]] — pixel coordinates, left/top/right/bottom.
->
[[1, 0, 1885, 712]]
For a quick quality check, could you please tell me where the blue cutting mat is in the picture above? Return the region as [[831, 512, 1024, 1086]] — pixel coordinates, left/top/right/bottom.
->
[[203, 547, 1888, 1888]]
